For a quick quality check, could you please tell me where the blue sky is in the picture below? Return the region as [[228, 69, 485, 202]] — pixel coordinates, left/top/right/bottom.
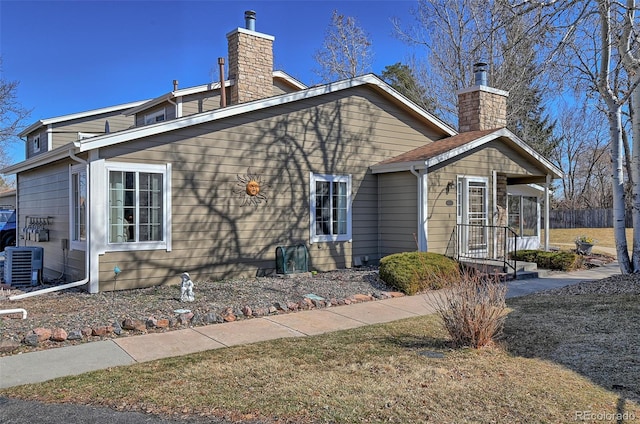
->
[[0, 0, 420, 163]]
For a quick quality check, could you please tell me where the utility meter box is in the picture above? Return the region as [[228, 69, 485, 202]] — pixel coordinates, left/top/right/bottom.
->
[[275, 244, 309, 274]]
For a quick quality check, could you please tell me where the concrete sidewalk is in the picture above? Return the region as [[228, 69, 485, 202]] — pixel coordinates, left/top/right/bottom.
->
[[0, 262, 622, 389]]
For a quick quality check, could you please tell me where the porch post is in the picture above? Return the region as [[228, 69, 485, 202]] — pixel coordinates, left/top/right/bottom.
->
[[420, 170, 429, 251], [544, 174, 551, 251]]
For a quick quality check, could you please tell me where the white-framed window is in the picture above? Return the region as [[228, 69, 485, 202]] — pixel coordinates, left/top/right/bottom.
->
[[310, 173, 352, 243], [508, 194, 538, 237], [106, 162, 171, 251], [33, 135, 41, 153], [144, 109, 166, 125], [70, 164, 88, 250]]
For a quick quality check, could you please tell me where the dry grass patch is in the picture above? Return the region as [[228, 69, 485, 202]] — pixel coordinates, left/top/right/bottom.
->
[[543, 227, 633, 250], [3, 309, 639, 423], [504, 292, 640, 407]]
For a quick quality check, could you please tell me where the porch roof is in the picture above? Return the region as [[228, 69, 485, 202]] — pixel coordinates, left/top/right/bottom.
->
[[370, 127, 563, 179]]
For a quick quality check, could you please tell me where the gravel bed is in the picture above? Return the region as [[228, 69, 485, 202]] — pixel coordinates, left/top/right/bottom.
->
[[533, 272, 640, 296], [0, 267, 393, 355]]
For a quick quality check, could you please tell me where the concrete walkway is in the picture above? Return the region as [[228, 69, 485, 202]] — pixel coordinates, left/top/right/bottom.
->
[[0, 262, 622, 389]]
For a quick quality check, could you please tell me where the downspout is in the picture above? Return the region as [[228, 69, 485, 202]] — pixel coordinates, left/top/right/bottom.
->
[[9, 149, 90, 300], [410, 165, 428, 251], [167, 97, 180, 119], [544, 174, 551, 251]]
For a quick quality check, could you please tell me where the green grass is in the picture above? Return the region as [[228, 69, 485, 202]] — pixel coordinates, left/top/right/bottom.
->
[[2, 293, 639, 423]]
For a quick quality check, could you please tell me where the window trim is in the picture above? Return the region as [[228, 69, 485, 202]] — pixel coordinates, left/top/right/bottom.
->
[[309, 173, 352, 243], [69, 164, 88, 251], [104, 162, 171, 252], [33, 135, 41, 153], [144, 109, 166, 125]]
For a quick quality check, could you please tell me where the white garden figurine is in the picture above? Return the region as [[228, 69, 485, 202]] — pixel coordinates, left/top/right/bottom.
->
[[180, 272, 195, 302]]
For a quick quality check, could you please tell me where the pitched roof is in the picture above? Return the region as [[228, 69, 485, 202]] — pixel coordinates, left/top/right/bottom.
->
[[370, 127, 563, 179], [2, 74, 456, 175], [18, 100, 149, 138]]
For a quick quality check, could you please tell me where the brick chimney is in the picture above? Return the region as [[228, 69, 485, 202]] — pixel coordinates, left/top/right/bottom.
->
[[456, 62, 508, 132], [226, 11, 274, 105]]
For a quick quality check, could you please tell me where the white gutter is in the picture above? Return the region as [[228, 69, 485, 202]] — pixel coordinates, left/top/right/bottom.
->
[[9, 150, 91, 300], [410, 165, 428, 251], [0, 308, 27, 319]]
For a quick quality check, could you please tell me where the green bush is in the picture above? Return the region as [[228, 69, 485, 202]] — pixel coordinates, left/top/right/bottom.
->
[[511, 249, 583, 271], [379, 252, 461, 295]]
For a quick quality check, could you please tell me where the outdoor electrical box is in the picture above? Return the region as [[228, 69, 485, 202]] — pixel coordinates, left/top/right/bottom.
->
[[275, 244, 309, 274]]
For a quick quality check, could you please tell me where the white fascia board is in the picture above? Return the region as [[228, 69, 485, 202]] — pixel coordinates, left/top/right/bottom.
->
[[272, 70, 307, 89], [1, 145, 76, 175], [370, 160, 427, 174], [79, 74, 450, 152], [425, 128, 563, 179], [124, 81, 235, 116], [76, 74, 455, 156], [19, 100, 149, 137]]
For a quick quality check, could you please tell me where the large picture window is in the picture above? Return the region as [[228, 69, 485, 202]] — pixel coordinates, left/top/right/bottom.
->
[[106, 163, 170, 250], [310, 173, 352, 242]]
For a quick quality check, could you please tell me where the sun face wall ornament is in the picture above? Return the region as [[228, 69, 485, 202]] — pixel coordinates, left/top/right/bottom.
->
[[234, 169, 269, 207]]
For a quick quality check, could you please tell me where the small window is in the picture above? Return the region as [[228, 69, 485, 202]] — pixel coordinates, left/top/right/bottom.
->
[[310, 173, 351, 242], [144, 109, 166, 125], [70, 165, 87, 250], [33, 135, 41, 152]]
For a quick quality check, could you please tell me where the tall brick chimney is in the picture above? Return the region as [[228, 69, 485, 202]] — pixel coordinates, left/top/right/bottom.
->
[[456, 62, 508, 132], [226, 11, 274, 105]]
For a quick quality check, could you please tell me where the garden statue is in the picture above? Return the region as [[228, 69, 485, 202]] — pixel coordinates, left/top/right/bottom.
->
[[180, 272, 195, 302]]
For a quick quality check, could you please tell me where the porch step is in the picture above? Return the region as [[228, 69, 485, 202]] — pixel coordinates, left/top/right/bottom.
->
[[514, 270, 539, 280]]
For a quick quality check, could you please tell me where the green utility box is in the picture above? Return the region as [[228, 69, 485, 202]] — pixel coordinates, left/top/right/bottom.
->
[[275, 244, 309, 274]]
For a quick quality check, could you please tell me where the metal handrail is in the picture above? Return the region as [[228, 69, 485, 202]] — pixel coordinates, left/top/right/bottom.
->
[[455, 223, 519, 273]]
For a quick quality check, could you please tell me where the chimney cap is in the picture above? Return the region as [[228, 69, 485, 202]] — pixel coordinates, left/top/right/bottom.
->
[[473, 62, 488, 86], [245, 10, 256, 31]]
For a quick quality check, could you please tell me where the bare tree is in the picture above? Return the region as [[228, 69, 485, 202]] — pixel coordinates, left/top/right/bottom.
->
[[553, 102, 611, 209], [313, 10, 373, 82], [393, 0, 558, 155], [0, 58, 29, 171], [510, 0, 638, 273]]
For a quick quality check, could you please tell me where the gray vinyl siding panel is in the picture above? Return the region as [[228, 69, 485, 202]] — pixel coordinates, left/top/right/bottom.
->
[[93, 86, 443, 289], [50, 111, 135, 147], [16, 160, 85, 282], [182, 92, 222, 116], [26, 130, 46, 158], [378, 171, 417, 257]]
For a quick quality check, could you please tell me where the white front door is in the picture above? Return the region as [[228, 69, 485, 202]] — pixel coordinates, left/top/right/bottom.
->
[[457, 177, 489, 257]]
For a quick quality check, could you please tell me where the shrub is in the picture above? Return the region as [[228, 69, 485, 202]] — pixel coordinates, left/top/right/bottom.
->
[[511, 249, 583, 271], [435, 271, 507, 349], [378, 252, 460, 295]]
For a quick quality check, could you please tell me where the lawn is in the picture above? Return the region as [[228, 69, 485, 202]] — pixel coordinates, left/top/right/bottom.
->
[[2, 291, 638, 423], [542, 227, 634, 251], [1, 227, 637, 422]]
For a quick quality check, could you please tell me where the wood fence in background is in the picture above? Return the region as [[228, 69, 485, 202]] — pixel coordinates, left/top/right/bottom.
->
[[547, 208, 633, 228]]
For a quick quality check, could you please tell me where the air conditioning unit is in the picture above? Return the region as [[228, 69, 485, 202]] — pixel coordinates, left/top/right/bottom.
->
[[275, 244, 309, 274], [4, 246, 44, 287]]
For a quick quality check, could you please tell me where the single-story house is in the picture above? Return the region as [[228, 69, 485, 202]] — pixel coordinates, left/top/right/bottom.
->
[[2, 11, 562, 293]]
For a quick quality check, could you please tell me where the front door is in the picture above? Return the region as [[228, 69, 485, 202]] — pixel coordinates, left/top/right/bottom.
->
[[457, 177, 489, 257]]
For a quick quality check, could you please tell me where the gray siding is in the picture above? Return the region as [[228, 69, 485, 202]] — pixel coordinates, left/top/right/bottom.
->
[[51, 111, 135, 147], [16, 161, 85, 282], [93, 85, 442, 290], [378, 171, 418, 257]]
